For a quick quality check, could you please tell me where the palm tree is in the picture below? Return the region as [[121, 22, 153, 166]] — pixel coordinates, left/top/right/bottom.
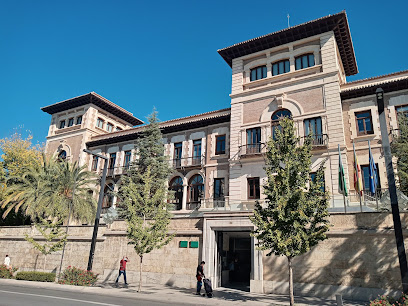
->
[[1, 155, 97, 224]]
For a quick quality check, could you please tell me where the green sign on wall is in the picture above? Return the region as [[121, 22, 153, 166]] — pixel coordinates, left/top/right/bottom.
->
[[179, 241, 188, 248], [189, 241, 199, 248]]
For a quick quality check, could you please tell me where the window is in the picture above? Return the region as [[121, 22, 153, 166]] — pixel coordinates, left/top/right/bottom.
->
[[124, 151, 131, 168], [106, 123, 113, 132], [76, 115, 82, 125], [250, 65, 267, 81], [58, 150, 67, 161], [214, 178, 225, 200], [295, 54, 315, 70], [310, 172, 325, 192], [116, 127, 123, 132], [215, 135, 226, 155], [91, 156, 98, 171], [173, 143, 182, 168], [169, 177, 183, 210], [96, 118, 104, 129], [59, 120, 66, 129], [361, 164, 381, 191], [192, 140, 202, 165], [272, 109, 292, 139], [247, 177, 260, 199], [246, 128, 261, 154], [272, 59, 290, 76], [188, 175, 204, 204], [103, 183, 114, 208], [67, 118, 74, 127], [304, 117, 323, 145], [355, 111, 374, 136], [108, 153, 116, 169]]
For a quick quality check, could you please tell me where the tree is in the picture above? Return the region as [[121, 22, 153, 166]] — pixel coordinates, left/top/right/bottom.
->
[[0, 133, 42, 225], [392, 115, 408, 193], [250, 118, 330, 306], [118, 111, 174, 292], [1, 155, 97, 224], [24, 217, 67, 271]]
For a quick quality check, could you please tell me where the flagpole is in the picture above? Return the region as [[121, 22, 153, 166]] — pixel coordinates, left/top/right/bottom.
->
[[338, 144, 347, 213], [368, 140, 379, 210], [353, 143, 363, 212]]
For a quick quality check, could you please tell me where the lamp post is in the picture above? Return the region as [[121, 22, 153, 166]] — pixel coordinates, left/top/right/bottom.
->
[[376, 87, 408, 293], [83, 149, 108, 272]]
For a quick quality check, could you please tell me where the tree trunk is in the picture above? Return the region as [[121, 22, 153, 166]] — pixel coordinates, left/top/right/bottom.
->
[[44, 254, 47, 272], [138, 256, 143, 292], [287, 256, 294, 306]]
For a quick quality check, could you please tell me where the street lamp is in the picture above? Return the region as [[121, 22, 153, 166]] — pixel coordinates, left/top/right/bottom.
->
[[83, 149, 108, 271], [376, 87, 408, 293]]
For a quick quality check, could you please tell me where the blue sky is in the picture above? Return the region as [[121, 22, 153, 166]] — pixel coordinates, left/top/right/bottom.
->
[[1, 0, 407, 146]]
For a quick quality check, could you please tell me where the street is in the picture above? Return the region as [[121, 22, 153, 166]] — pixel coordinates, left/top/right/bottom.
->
[[0, 283, 184, 306]]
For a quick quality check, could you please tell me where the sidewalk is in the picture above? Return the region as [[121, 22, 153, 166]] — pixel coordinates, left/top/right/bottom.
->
[[0, 278, 365, 306]]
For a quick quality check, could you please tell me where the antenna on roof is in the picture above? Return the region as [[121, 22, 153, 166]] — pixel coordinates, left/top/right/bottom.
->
[[287, 14, 290, 27]]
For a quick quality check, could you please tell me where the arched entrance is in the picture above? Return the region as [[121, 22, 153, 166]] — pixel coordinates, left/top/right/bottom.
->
[[188, 174, 204, 210], [169, 176, 183, 210]]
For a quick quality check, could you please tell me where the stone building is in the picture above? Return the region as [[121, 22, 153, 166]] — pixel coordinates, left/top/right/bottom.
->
[[34, 11, 408, 298]]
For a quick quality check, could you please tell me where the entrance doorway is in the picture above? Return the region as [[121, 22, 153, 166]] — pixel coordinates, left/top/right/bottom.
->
[[216, 231, 251, 291]]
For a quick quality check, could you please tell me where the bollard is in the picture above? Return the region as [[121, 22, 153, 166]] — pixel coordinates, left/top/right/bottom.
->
[[336, 294, 344, 306]]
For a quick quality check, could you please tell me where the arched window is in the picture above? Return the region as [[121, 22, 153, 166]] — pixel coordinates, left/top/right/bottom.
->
[[58, 150, 67, 161], [103, 183, 114, 208], [188, 175, 204, 208], [271, 109, 292, 139], [169, 177, 183, 210]]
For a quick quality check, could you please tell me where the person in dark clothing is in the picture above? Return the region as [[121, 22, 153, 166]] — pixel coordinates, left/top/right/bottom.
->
[[115, 256, 129, 285], [196, 261, 205, 295]]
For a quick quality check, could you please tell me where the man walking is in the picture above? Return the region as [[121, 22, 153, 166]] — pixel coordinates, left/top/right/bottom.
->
[[4, 255, 10, 268], [115, 256, 129, 286], [196, 261, 205, 295]]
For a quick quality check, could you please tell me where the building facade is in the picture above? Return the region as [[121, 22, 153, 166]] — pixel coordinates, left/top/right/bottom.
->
[[39, 11, 408, 296]]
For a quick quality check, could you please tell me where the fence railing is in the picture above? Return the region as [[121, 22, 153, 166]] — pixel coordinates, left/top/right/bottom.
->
[[239, 143, 266, 156], [171, 155, 205, 169], [299, 134, 329, 147]]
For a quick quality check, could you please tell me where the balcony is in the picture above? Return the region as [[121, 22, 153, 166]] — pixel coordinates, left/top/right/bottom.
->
[[105, 166, 130, 177], [171, 155, 205, 169], [299, 134, 329, 148], [239, 143, 266, 158]]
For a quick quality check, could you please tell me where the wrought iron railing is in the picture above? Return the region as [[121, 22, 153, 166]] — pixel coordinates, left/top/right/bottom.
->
[[300, 134, 329, 147], [239, 143, 266, 156], [171, 155, 205, 169]]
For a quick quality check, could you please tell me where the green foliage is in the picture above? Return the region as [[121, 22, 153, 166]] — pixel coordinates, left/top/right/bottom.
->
[[124, 167, 174, 255], [1, 154, 97, 223], [251, 118, 330, 258], [24, 218, 68, 256], [0, 264, 18, 278], [250, 118, 330, 306], [369, 294, 408, 306], [118, 110, 174, 291], [16, 271, 56, 282], [392, 116, 408, 193], [58, 266, 98, 286], [0, 133, 42, 225]]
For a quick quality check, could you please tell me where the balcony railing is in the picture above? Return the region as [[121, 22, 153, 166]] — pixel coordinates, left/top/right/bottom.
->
[[239, 143, 266, 157], [105, 166, 130, 177], [171, 155, 205, 169], [299, 134, 329, 147]]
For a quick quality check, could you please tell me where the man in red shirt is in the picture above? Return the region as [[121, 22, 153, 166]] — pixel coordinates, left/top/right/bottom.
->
[[115, 256, 129, 285]]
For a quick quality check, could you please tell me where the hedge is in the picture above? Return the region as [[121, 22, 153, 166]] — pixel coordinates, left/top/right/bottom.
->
[[58, 266, 98, 286], [0, 264, 17, 279], [16, 271, 56, 282]]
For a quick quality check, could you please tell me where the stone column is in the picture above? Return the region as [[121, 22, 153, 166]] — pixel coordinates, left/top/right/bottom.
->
[[182, 184, 188, 210]]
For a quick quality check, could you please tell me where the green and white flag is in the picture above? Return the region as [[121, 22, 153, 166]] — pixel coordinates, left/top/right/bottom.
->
[[338, 144, 348, 196]]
